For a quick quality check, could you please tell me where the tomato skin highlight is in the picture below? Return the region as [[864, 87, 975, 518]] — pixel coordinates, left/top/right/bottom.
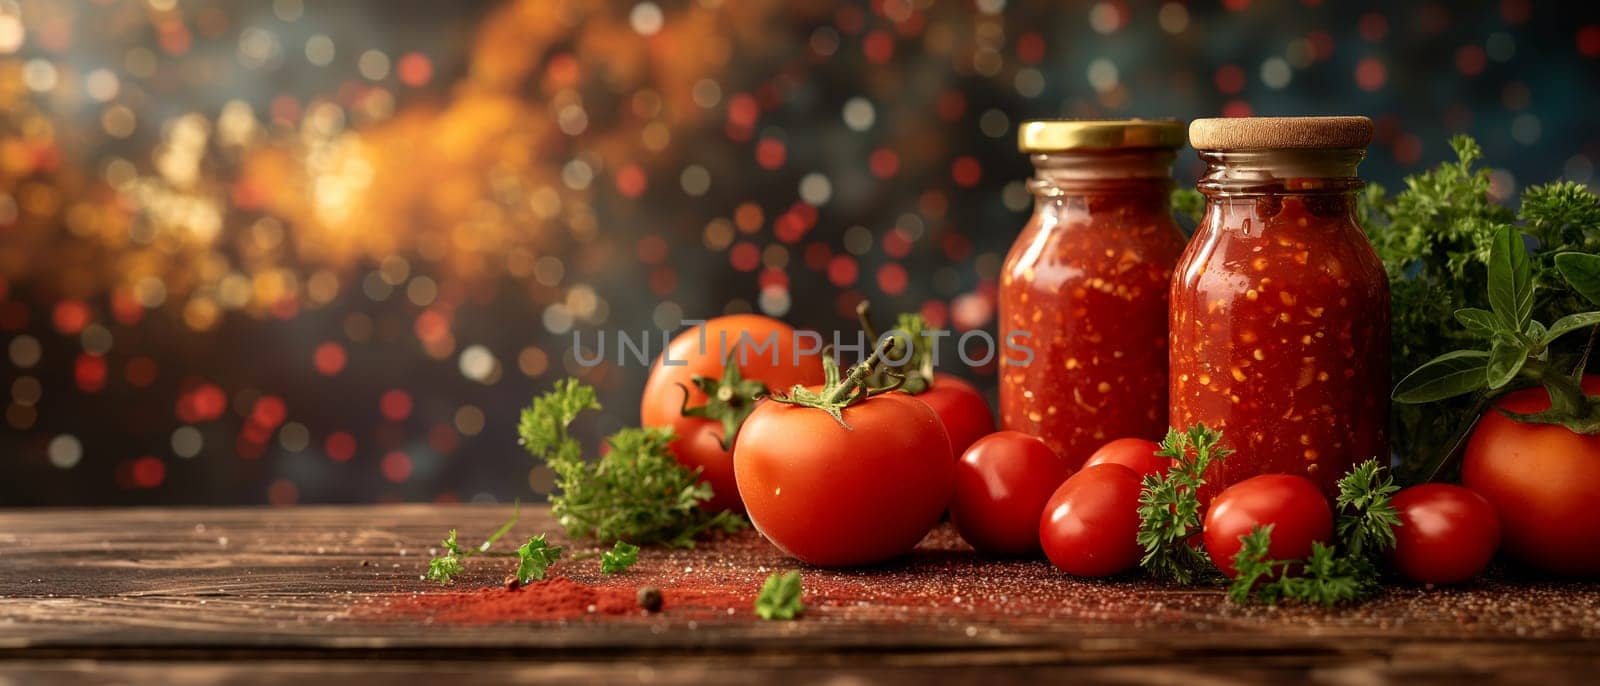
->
[[950, 431, 1074, 555], [640, 315, 827, 513], [914, 374, 996, 458], [733, 392, 955, 567], [1462, 375, 1600, 577], [1037, 463, 1144, 577], [1203, 473, 1333, 579], [1082, 438, 1172, 479], [1389, 484, 1500, 585]]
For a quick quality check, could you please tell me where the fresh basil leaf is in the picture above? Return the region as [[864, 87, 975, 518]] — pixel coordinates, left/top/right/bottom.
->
[[1556, 253, 1600, 307], [1485, 337, 1529, 389], [1487, 226, 1533, 331], [1393, 350, 1492, 403], [1543, 311, 1600, 344], [1524, 319, 1548, 343], [1454, 308, 1502, 338]]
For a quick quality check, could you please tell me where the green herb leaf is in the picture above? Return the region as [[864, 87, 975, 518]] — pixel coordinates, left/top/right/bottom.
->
[[425, 553, 466, 583], [479, 501, 521, 553], [1392, 350, 1491, 403], [1453, 308, 1502, 337], [1556, 253, 1600, 307], [755, 571, 805, 620], [1227, 525, 1288, 605], [600, 541, 641, 575], [1486, 336, 1531, 389], [1334, 459, 1401, 560], [1543, 311, 1600, 345], [1487, 226, 1534, 331], [1171, 187, 1205, 228], [1137, 424, 1230, 584], [514, 535, 564, 584], [520, 379, 746, 548]]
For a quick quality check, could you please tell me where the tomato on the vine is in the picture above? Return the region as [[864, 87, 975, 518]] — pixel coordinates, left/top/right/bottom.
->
[[1082, 437, 1172, 479], [641, 315, 826, 513], [1037, 463, 1144, 576], [1389, 484, 1500, 585], [1462, 374, 1600, 577], [950, 431, 1073, 555], [734, 348, 954, 567], [1203, 473, 1333, 579], [855, 301, 994, 457]]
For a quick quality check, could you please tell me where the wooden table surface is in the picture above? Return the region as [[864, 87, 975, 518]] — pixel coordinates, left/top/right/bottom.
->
[[2, 504, 1598, 685]]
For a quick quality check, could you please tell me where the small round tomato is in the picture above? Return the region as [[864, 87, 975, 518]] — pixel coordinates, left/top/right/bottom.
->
[[912, 374, 995, 458], [1038, 463, 1144, 577], [1203, 473, 1333, 579], [641, 315, 826, 513], [950, 431, 1073, 555], [1462, 375, 1600, 577], [1389, 484, 1500, 585], [734, 391, 954, 567], [1082, 438, 1172, 479]]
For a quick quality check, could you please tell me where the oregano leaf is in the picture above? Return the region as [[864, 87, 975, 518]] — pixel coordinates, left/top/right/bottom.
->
[[1543, 311, 1600, 345], [1487, 226, 1534, 331], [1485, 337, 1529, 389], [1453, 308, 1502, 338], [1556, 253, 1600, 307], [1392, 350, 1491, 403]]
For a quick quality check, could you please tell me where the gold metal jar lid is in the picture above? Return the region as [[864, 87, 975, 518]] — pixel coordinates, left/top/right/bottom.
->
[[1017, 119, 1186, 152], [1188, 116, 1373, 151]]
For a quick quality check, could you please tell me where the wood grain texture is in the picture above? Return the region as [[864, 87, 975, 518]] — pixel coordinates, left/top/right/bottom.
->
[[1, 504, 1598, 684]]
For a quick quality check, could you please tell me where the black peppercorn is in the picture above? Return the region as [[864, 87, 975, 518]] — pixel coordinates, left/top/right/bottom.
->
[[637, 586, 663, 612]]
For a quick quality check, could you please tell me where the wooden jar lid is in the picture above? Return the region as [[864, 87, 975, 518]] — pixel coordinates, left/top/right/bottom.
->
[[1188, 116, 1373, 151], [1018, 119, 1185, 152]]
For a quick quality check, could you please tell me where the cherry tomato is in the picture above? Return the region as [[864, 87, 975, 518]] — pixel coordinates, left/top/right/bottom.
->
[[950, 431, 1074, 555], [912, 374, 995, 458], [1388, 484, 1500, 585], [1082, 438, 1172, 479], [1203, 473, 1333, 579], [1462, 375, 1600, 577], [734, 391, 954, 567], [641, 315, 826, 513], [1037, 463, 1144, 577]]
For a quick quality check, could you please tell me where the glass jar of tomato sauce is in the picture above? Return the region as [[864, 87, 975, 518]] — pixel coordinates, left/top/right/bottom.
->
[[1000, 120, 1187, 467], [1172, 116, 1389, 501]]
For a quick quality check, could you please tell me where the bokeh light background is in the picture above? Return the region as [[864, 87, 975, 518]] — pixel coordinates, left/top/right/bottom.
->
[[2, 0, 1597, 506]]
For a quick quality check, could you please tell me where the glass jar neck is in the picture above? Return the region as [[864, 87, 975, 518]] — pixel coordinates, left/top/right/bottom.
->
[[1028, 149, 1176, 198], [1197, 148, 1365, 197]]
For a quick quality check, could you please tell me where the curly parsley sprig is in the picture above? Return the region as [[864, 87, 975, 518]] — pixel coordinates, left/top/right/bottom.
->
[[424, 502, 522, 583], [1228, 459, 1399, 606], [519, 379, 745, 548], [755, 571, 805, 620], [1136, 424, 1230, 585]]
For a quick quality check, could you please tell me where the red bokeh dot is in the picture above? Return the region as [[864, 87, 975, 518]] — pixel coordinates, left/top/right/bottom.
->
[[1358, 13, 1388, 42], [428, 423, 459, 455], [637, 235, 669, 264], [729, 242, 761, 272], [268, 479, 299, 507], [1394, 134, 1423, 165], [758, 268, 789, 291], [869, 148, 900, 178], [53, 299, 91, 335], [728, 94, 759, 127], [381, 451, 413, 483], [942, 233, 972, 261], [1455, 45, 1487, 76], [1213, 64, 1246, 94], [755, 138, 786, 170], [883, 227, 913, 258], [863, 29, 894, 63], [1355, 58, 1386, 91], [1017, 32, 1045, 64], [919, 300, 949, 329], [877, 263, 908, 295], [397, 52, 433, 87], [615, 164, 648, 198], [313, 342, 347, 376], [1223, 0, 1252, 10], [951, 156, 982, 187], [1307, 31, 1335, 61], [827, 255, 859, 287], [125, 356, 158, 387], [75, 354, 107, 393], [1578, 26, 1600, 57], [935, 91, 966, 121], [251, 395, 287, 429], [131, 456, 165, 489], [379, 390, 413, 421], [325, 432, 357, 462], [803, 242, 832, 271]]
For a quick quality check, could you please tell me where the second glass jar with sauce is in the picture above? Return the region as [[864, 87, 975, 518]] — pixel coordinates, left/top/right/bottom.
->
[[1172, 116, 1391, 502], [1000, 120, 1187, 467]]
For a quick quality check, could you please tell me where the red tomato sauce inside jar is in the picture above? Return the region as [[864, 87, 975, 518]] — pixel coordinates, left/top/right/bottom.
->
[[1000, 121, 1187, 467], [1173, 118, 1390, 501]]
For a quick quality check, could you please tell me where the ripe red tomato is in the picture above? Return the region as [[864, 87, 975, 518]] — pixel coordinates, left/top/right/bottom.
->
[[1082, 438, 1172, 479], [1462, 374, 1600, 577], [641, 315, 826, 513], [950, 431, 1073, 555], [1037, 463, 1144, 576], [1389, 484, 1500, 585], [912, 374, 995, 458], [734, 391, 954, 567], [1203, 473, 1333, 579]]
